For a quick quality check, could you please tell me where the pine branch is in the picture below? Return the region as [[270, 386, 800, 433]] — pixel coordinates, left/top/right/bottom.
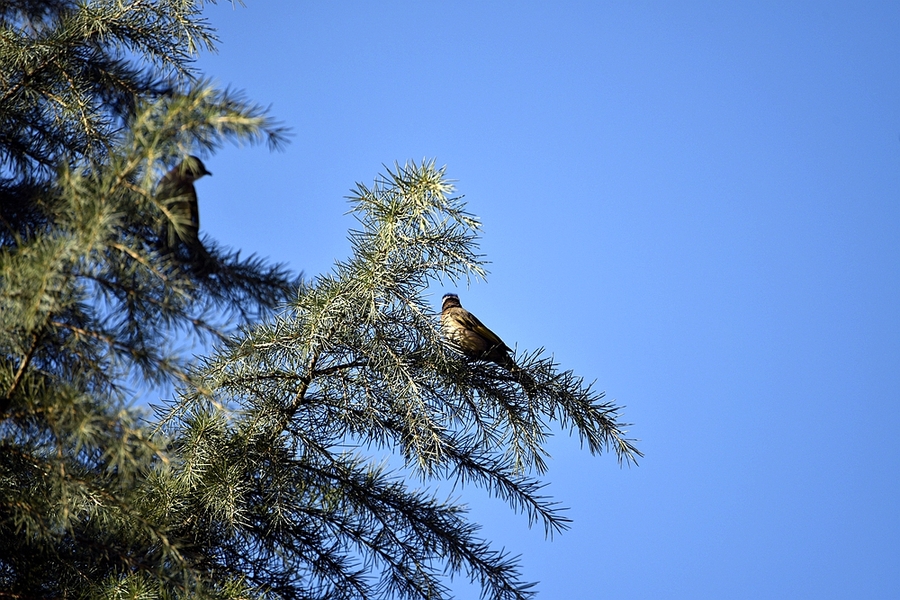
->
[[158, 161, 641, 600]]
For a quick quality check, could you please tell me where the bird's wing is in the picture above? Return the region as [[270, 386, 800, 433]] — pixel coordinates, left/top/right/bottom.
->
[[157, 182, 198, 245], [458, 309, 510, 351], [188, 191, 200, 228]]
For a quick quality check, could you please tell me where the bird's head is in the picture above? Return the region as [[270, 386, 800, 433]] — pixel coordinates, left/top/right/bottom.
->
[[178, 156, 212, 181], [441, 293, 461, 310]]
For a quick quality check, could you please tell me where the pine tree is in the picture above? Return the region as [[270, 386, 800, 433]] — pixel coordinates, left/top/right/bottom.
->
[[1, 2, 641, 599]]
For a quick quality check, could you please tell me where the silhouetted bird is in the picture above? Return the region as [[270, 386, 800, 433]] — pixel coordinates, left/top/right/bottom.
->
[[441, 294, 534, 393], [156, 156, 211, 254]]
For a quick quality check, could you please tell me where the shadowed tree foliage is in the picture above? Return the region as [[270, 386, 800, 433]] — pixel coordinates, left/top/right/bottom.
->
[[1, 2, 641, 599], [0, 84, 299, 600], [2, 0, 212, 180], [0, 1, 296, 597], [0, 0, 286, 240]]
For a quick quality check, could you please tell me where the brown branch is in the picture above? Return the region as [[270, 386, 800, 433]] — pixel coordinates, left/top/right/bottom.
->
[[6, 331, 41, 402], [291, 352, 319, 411], [312, 359, 368, 378]]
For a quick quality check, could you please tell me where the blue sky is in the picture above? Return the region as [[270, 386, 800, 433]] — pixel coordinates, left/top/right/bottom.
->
[[192, 2, 899, 598]]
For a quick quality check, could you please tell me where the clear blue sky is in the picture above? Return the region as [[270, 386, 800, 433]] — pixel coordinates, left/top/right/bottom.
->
[[192, 2, 899, 598]]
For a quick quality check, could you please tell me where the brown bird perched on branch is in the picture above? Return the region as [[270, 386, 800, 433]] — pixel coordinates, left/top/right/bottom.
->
[[156, 156, 212, 254], [441, 294, 534, 392]]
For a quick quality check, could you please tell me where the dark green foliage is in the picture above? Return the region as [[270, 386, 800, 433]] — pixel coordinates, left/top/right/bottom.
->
[[0, 0, 213, 181], [0, 87, 297, 595], [0, 1, 295, 597]]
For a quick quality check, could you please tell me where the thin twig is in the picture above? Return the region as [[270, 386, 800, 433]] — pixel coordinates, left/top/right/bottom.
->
[[6, 331, 40, 401]]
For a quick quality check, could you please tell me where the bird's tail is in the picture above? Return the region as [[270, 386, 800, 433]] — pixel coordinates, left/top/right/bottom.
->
[[188, 239, 215, 277], [514, 366, 537, 396], [496, 353, 537, 396]]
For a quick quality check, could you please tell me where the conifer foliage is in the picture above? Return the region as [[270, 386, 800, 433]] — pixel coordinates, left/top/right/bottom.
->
[[1, 1, 294, 597], [157, 162, 642, 599], [0, 2, 640, 599]]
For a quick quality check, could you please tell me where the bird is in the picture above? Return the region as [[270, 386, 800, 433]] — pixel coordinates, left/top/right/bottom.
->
[[155, 155, 211, 254], [441, 293, 524, 378]]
